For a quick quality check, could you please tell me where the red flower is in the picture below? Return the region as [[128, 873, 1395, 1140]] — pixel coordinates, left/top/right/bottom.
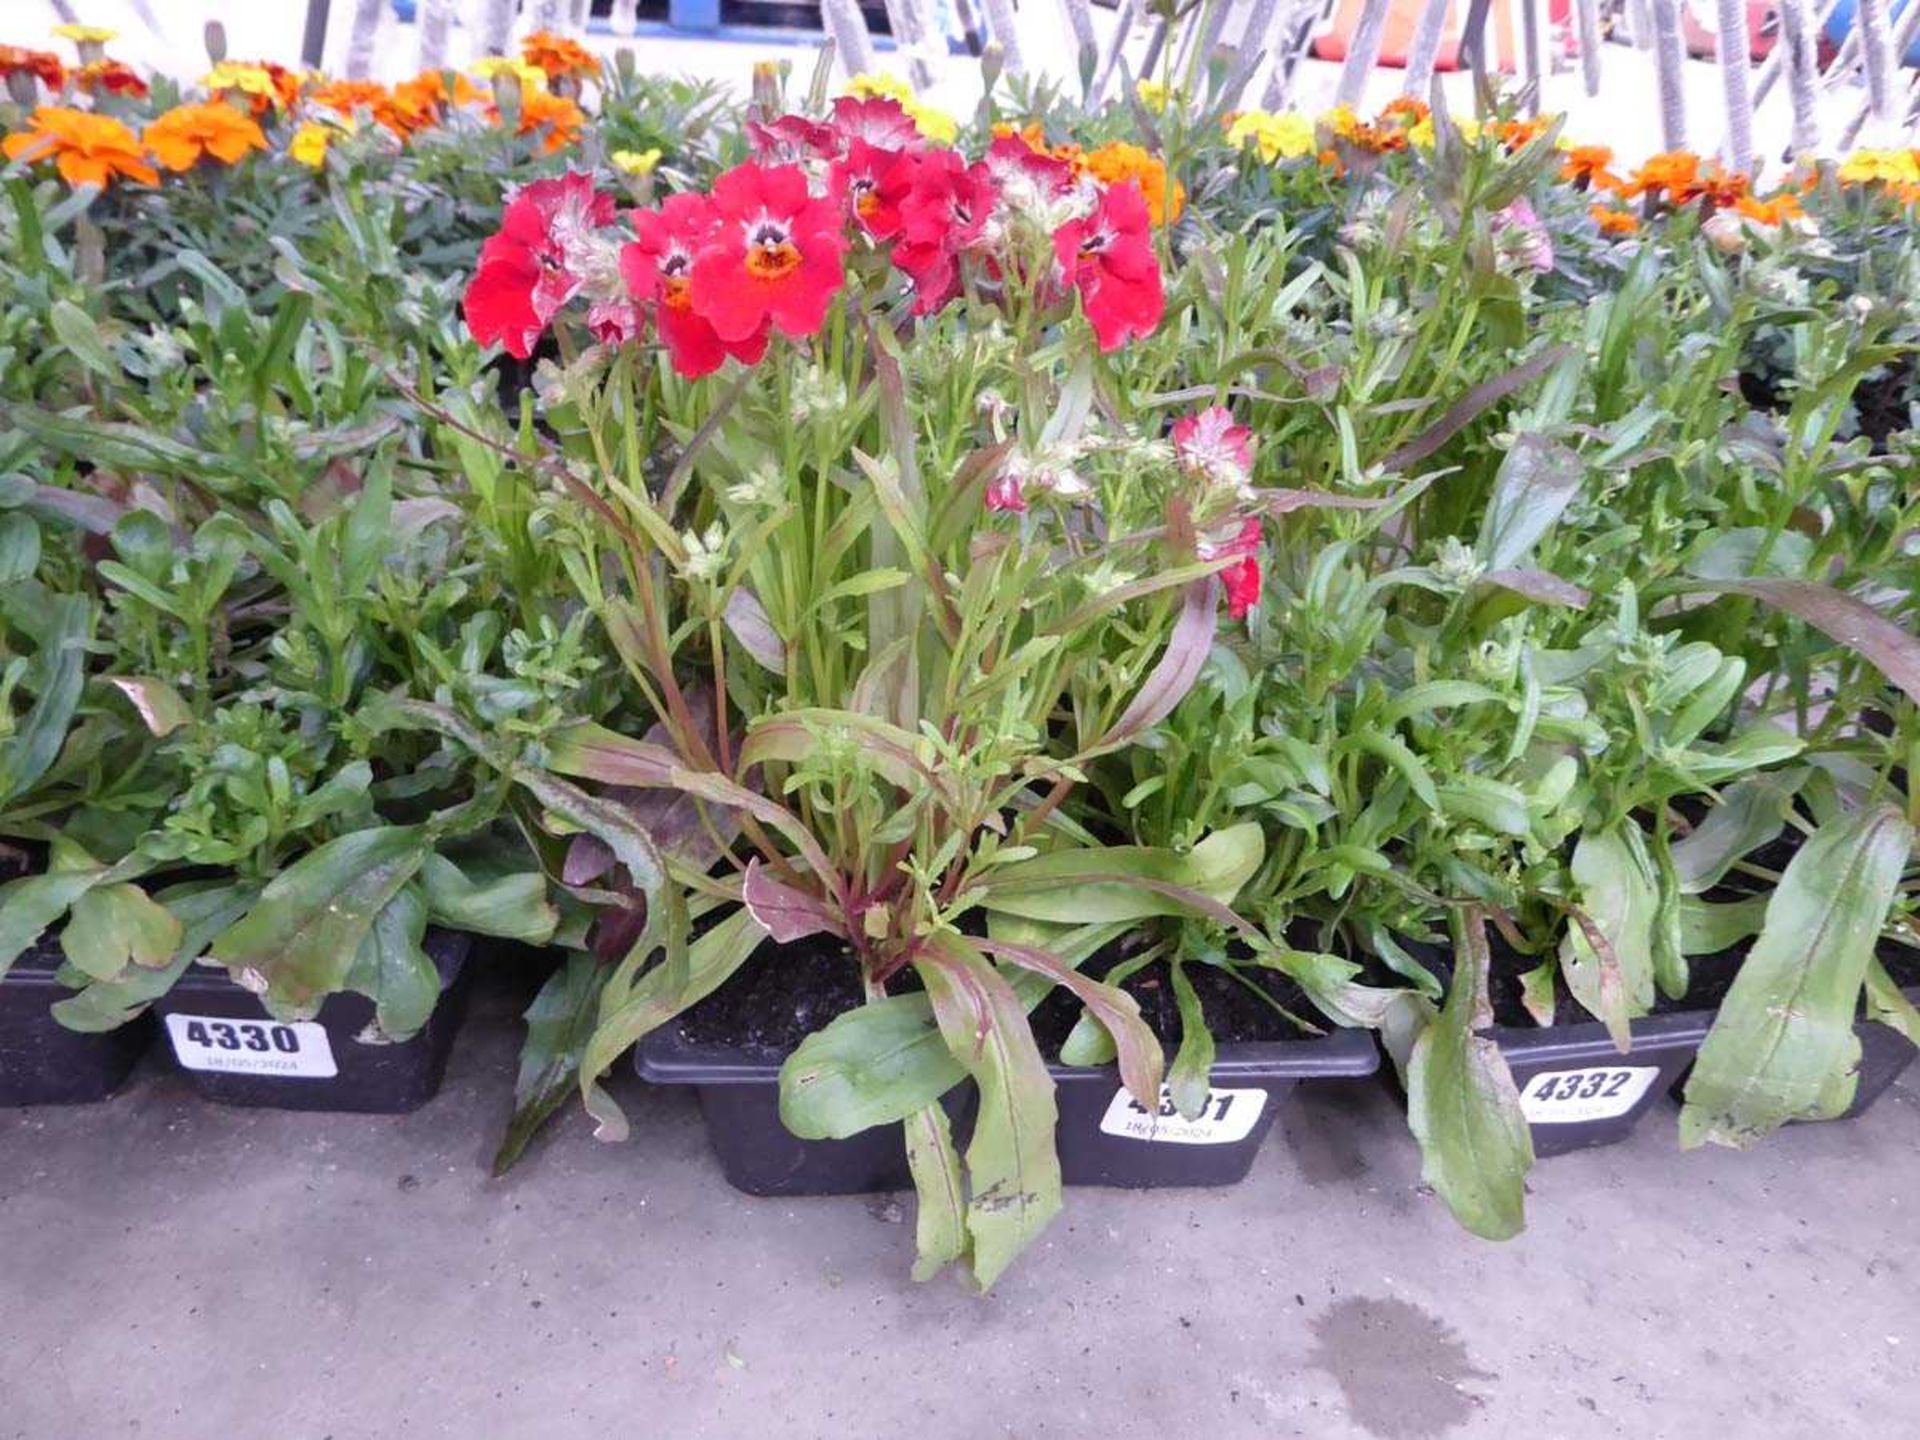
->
[[831, 137, 913, 240], [892, 149, 996, 315], [984, 131, 1078, 204], [622, 193, 769, 378], [1052, 182, 1164, 352], [1171, 407, 1254, 488], [746, 112, 837, 162], [828, 95, 922, 150], [984, 471, 1026, 512], [687, 163, 847, 344], [463, 172, 616, 358], [1214, 518, 1263, 620]]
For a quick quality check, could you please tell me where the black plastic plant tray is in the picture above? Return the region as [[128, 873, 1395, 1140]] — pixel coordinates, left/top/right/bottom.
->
[[150, 930, 473, 1113], [638, 1022, 1380, 1196], [1, 936, 152, 1107]]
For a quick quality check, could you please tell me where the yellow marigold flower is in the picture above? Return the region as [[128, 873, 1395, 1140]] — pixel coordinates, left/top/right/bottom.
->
[[1408, 117, 1434, 150], [471, 56, 546, 87], [1225, 109, 1316, 163], [904, 101, 957, 145], [144, 100, 269, 171], [843, 71, 914, 104], [1838, 148, 1920, 186], [204, 62, 278, 100], [1136, 78, 1173, 112], [1084, 139, 1185, 225], [52, 24, 117, 44], [610, 146, 661, 176], [288, 120, 334, 168], [3, 105, 156, 187]]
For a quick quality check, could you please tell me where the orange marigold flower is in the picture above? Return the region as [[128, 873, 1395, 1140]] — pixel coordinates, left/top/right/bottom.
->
[[1490, 116, 1550, 151], [1560, 144, 1619, 189], [1628, 152, 1704, 205], [1083, 139, 1186, 225], [310, 78, 393, 120], [3, 105, 156, 187], [1379, 96, 1430, 125], [490, 87, 585, 153], [1734, 191, 1803, 225], [144, 101, 268, 171], [0, 44, 65, 89], [74, 58, 148, 97], [520, 30, 599, 82], [385, 69, 481, 133], [1590, 203, 1640, 236]]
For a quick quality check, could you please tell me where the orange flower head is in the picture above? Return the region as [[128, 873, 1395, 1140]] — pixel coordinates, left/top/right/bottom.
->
[[310, 78, 392, 121], [1733, 191, 1804, 226], [990, 120, 1084, 173], [3, 105, 156, 187], [0, 45, 65, 89], [144, 101, 268, 172], [1589, 204, 1640, 236], [1630, 150, 1701, 202], [489, 86, 585, 153], [1560, 144, 1620, 190], [386, 69, 482, 133], [1491, 116, 1550, 152], [520, 30, 599, 83], [1379, 96, 1430, 126], [74, 58, 148, 96], [1083, 139, 1186, 225]]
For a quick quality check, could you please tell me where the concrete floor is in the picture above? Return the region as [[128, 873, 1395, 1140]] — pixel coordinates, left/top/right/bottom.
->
[[1, 969, 1914, 1440]]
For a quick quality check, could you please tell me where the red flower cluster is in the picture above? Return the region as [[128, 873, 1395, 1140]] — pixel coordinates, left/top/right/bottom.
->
[[461, 97, 1167, 375]]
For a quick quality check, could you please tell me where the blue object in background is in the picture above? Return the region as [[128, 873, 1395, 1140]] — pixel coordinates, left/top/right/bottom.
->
[[1823, 0, 1920, 64]]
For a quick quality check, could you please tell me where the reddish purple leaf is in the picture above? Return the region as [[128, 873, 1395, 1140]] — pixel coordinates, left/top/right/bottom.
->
[[743, 858, 846, 943], [1102, 578, 1217, 747]]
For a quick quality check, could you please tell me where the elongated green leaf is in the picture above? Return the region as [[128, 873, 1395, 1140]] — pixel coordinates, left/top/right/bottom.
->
[[978, 936, 1163, 1110], [208, 826, 431, 1019], [578, 907, 762, 1134], [104, 676, 191, 737], [1166, 961, 1214, 1119], [1479, 434, 1584, 571], [1559, 822, 1658, 1047], [1864, 956, 1920, 1045], [1673, 772, 1805, 894], [916, 934, 1061, 1291], [977, 824, 1262, 927], [493, 951, 608, 1174], [905, 1102, 969, 1282], [49, 300, 115, 378], [0, 593, 88, 807], [1681, 805, 1912, 1147], [1677, 579, 1920, 706], [781, 995, 967, 1139], [1402, 916, 1534, 1239], [344, 885, 439, 1040], [420, 854, 558, 944]]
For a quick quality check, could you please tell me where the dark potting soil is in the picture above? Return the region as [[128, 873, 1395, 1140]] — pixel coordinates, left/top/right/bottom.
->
[[674, 934, 868, 1057], [671, 935, 1324, 1062]]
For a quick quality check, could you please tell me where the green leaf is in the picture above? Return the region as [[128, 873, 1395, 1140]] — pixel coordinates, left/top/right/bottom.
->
[[980, 936, 1163, 1110], [344, 885, 439, 1041], [49, 300, 116, 378], [60, 882, 182, 982], [977, 824, 1262, 927], [1401, 915, 1534, 1239], [1679, 893, 1767, 954], [1672, 772, 1804, 894], [493, 951, 608, 1175], [1478, 433, 1583, 570], [420, 854, 558, 944], [915, 933, 1062, 1291], [1166, 961, 1214, 1119], [0, 593, 88, 808], [781, 995, 967, 1140], [52, 882, 255, 1032], [1680, 805, 1912, 1147], [1559, 822, 1658, 1047], [207, 826, 431, 1019], [105, 676, 192, 737], [0, 869, 108, 978], [0, 511, 40, 585], [1864, 956, 1920, 1046], [905, 1103, 969, 1283]]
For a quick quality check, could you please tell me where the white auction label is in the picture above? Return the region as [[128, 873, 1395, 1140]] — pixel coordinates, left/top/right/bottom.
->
[[165, 1014, 337, 1079], [1519, 1065, 1661, 1123], [1098, 1085, 1267, 1145]]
